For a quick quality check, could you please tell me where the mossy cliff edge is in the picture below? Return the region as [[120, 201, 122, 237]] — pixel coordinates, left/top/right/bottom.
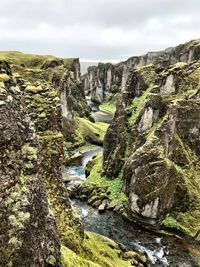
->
[[0, 51, 92, 144], [103, 56, 200, 239], [0, 57, 146, 267]]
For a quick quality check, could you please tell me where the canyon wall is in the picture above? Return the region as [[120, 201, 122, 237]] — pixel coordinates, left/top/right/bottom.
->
[[82, 62, 123, 103], [103, 39, 200, 238], [0, 54, 85, 266], [0, 51, 91, 141], [82, 39, 200, 104], [0, 61, 61, 266]]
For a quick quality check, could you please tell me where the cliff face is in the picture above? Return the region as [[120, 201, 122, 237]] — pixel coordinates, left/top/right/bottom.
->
[[82, 62, 123, 103], [0, 51, 91, 140], [0, 59, 147, 267], [0, 61, 61, 266], [103, 51, 200, 237], [0, 55, 84, 266], [121, 39, 200, 91], [82, 39, 200, 104]]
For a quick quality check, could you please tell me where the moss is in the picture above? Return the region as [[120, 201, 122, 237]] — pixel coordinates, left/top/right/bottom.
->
[[26, 85, 43, 93], [38, 111, 46, 118], [84, 153, 128, 205], [61, 245, 100, 267], [74, 117, 108, 145], [100, 102, 116, 114], [0, 73, 10, 82], [61, 232, 134, 267], [128, 84, 154, 126], [0, 51, 74, 70], [22, 144, 37, 161], [162, 216, 193, 236], [47, 255, 57, 265]]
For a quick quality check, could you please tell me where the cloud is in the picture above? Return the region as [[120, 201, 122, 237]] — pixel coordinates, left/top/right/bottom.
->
[[0, 0, 199, 61]]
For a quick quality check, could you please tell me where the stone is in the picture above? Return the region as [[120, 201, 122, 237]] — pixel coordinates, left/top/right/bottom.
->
[[92, 200, 102, 208], [98, 199, 108, 212]]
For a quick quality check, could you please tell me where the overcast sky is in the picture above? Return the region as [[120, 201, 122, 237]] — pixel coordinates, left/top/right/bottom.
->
[[0, 0, 200, 62]]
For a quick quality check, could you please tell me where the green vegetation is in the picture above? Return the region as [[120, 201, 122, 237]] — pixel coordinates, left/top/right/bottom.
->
[[0, 74, 10, 82], [84, 153, 127, 205], [100, 102, 116, 114], [61, 232, 133, 267], [0, 51, 74, 69], [128, 84, 153, 126], [74, 117, 109, 146], [163, 216, 192, 236]]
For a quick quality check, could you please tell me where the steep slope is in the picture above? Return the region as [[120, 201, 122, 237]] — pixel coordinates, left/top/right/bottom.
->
[[103, 56, 200, 238], [0, 61, 61, 266], [82, 62, 123, 103]]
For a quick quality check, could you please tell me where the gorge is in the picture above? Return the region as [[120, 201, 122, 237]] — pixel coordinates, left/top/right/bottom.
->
[[0, 38, 200, 267]]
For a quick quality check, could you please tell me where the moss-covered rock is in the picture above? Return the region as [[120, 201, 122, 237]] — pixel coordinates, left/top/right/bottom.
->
[[0, 60, 61, 266], [103, 59, 200, 239], [61, 232, 146, 267]]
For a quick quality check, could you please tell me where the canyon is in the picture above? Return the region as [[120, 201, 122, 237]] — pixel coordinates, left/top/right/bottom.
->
[[0, 39, 200, 267]]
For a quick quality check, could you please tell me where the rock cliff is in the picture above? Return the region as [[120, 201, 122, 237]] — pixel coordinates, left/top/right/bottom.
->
[[103, 43, 200, 238], [82, 39, 200, 104], [82, 62, 123, 103], [0, 56, 141, 267], [0, 51, 91, 141], [0, 60, 61, 266]]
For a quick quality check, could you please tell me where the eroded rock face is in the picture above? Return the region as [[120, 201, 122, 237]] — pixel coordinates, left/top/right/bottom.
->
[[0, 51, 90, 141], [19, 71, 84, 252], [82, 62, 123, 103], [0, 61, 61, 267], [121, 39, 200, 91], [103, 59, 200, 237], [82, 39, 200, 106]]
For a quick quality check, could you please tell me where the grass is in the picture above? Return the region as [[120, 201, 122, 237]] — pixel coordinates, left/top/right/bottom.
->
[[84, 153, 128, 205], [0, 51, 74, 69], [61, 232, 133, 267], [128, 84, 153, 126], [75, 117, 109, 145], [100, 102, 116, 114]]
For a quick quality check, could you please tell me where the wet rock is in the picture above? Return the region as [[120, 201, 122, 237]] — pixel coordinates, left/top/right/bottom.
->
[[79, 194, 88, 202], [87, 195, 100, 205], [98, 199, 108, 212], [92, 200, 102, 208]]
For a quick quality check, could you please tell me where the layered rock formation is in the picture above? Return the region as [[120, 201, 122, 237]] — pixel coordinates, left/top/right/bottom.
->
[[82, 62, 123, 103], [103, 48, 200, 238], [82, 39, 200, 104]]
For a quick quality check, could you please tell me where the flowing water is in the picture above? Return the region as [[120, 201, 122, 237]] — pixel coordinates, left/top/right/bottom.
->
[[63, 101, 200, 267]]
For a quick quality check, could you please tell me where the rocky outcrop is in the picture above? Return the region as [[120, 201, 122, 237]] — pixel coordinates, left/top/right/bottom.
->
[[0, 61, 61, 266], [82, 39, 200, 105], [82, 62, 123, 103], [21, 81, 84, 251], [121, 39, 200, 91], [103, 58, 200, 237], [0, 51, 91, 141]]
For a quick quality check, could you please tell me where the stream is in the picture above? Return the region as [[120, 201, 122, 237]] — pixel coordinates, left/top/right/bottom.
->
[[63, 101, 200, 267]]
